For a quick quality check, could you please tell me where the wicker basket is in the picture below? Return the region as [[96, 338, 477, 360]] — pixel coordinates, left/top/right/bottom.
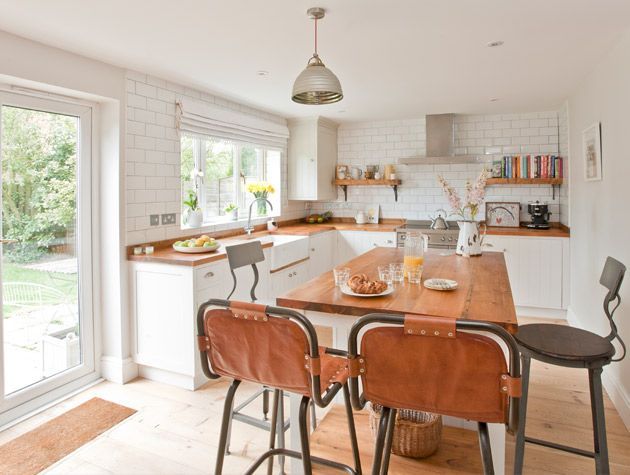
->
[[368, 403, 442, 458]]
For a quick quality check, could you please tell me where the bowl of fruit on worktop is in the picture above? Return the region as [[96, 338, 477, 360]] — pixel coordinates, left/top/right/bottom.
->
[[305, 211, 333, 224], [172, 235, 220, 253]]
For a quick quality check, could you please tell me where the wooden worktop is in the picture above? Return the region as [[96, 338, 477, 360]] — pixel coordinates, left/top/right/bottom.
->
[[276, 247, 518, 333], [486, 222, 569, 238]]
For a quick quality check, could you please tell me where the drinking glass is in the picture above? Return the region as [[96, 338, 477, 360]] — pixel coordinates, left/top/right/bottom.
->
[[333, 267, 350, 287], [407, 266, 423, 284], [377, 266, 393, 285], [389, 263, 404, 283]]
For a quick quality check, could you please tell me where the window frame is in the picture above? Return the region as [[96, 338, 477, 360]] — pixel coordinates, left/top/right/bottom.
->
[[183, 135, 281, 226]]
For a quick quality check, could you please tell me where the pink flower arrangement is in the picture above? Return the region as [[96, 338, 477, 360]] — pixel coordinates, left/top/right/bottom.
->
[[437, 169, 490, 221]]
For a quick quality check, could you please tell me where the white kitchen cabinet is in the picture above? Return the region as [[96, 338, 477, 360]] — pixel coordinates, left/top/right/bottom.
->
[[308, 231, 336, 279], [336, 231, 396, 264], [287, 117, 338, 201], [484, 235, 568, 310], [270, 260, 310, 298], [131, 249, 270, 390]]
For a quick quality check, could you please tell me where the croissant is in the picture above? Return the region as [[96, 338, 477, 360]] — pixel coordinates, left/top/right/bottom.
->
[[347, 273, 388, 294]]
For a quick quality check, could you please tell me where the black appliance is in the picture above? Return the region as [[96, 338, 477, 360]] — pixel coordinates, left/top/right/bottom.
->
[[526, 201, 551, 229]]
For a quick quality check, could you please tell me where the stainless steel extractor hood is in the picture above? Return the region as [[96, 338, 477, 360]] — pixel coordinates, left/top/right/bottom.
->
[[398, 113, 487, 165]]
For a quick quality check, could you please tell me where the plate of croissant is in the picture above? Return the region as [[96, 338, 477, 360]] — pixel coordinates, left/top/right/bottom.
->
[[341, 273, 394, 297]]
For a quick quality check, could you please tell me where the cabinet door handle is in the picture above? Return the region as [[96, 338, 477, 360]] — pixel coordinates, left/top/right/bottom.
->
[[204, 271, 214, 278], [386, 240, 393, 244], [311, 248, 315, 252]]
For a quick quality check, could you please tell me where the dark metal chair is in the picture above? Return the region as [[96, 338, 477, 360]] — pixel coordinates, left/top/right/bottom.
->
[[222, 241, 287, 469], [347, 313, 521, 475], [514, 256, 626, 474], [197, 298, 362, 475]]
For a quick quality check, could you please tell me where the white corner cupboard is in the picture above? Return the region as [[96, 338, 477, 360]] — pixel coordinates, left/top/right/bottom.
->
[[287, 117, 338, 201], [483, 235, 570, 313]]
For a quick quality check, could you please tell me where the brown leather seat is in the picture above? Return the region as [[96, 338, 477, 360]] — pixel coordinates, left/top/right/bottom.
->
[[197, 299, 361, 475], [348, 313, 521, 475]]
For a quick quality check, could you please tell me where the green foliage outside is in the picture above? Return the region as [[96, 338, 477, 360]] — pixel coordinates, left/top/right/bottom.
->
[[1, 106, 78, 263]]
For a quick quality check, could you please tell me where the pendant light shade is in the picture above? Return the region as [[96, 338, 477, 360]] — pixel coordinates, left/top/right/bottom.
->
[[292, 8, 343, 105]]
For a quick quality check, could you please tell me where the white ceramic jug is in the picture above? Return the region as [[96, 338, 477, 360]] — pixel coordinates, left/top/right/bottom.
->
[[355, 211, 367, 224], [456, 221, 486, 256], [350, 167, 363, 180]]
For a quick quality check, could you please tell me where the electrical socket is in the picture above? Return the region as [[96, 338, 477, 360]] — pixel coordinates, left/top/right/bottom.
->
[[161, 213, 176, 225], [149, 214, 160, 226]]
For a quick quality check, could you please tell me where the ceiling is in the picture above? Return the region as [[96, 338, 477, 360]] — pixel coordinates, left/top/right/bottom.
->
[[1, 0, 630, 122]]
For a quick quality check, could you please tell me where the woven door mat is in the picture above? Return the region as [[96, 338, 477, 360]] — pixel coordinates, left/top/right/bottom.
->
[[0, 397, 136, 475]]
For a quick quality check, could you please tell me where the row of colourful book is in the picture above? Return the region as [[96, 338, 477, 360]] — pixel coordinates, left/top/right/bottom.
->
[[491, 155, 563, 179]]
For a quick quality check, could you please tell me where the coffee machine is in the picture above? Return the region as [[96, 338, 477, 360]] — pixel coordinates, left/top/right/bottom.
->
[[526, 201, 551, 229]]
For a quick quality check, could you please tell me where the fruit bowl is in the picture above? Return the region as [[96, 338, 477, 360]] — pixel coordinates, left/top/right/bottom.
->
[[172, 236, 221, 253], [173, 242, 221, 253]]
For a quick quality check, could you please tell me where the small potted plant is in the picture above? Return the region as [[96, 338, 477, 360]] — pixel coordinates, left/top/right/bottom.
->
[[183, 189, 203, 228], [246, 181, 275, 216], [224, 203, 238, 221]]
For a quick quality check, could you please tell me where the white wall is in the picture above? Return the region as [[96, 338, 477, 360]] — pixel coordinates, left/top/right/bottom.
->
[[125, 72, 304, 246], [567, 27, 630, 429], [311, 112, 566, 223]]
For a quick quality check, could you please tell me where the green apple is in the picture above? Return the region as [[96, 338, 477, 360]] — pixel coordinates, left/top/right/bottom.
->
[[203, 241, 214, 248], [174, 241, 183, 247], [317, 217, 324, 223], [179, 241, 189, 247]]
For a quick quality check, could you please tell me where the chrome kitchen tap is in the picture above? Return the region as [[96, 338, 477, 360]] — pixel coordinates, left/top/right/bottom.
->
[[244, 197, 273, 236]]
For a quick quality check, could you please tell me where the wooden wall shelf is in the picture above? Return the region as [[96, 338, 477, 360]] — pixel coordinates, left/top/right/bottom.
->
[[487, 177, 563, 199], [333, 179, 402, 201]]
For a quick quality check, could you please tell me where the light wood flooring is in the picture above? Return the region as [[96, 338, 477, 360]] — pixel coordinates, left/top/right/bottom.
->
[[0, 317, 628, 474]]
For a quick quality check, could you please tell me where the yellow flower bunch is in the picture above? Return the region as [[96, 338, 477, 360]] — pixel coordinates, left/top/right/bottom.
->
[[247, 181, 275, 194]]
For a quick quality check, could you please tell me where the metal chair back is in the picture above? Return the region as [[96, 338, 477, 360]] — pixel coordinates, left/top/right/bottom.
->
[[600, 256, 627, 361], [225, 241, 264, 301]]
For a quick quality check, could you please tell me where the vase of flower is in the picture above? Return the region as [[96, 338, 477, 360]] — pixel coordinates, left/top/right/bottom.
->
[[437, 170, 490, 257], [456, 220, 487, 257], [247, 181, 275, 217], [224, 203, 238, 221]]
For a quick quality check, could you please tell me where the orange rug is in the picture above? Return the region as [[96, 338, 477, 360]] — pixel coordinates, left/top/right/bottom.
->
[[0, 397, 136, 475]]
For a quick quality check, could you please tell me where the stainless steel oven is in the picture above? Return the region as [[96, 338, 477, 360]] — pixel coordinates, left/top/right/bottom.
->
[[396, 220, 459, 250]]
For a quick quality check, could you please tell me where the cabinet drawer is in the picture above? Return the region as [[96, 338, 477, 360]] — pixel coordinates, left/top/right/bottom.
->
[[194, 261, 228, 291]]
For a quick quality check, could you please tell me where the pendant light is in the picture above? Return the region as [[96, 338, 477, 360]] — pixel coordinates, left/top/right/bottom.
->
[[291, 7, 343, 105]]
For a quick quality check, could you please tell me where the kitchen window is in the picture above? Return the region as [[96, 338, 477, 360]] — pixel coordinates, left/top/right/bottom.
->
[[181, 135, 281, 225]]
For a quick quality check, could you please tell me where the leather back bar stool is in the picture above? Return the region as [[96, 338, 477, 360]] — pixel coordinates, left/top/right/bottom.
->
[[347, 313, 521, 475], [222, 241, 284, 463], [514, 256, 626, 474], [197, 298, 362, 475]]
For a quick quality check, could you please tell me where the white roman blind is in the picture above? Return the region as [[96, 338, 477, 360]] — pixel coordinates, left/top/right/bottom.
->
[[176, 98, 289, 148]]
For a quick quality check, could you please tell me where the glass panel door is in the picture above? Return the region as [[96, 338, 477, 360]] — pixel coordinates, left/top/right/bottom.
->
[[0, 91, 94, 422]]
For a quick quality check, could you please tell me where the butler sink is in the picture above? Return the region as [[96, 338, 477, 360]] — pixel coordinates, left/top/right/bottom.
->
[[225, 234, 309, 271]]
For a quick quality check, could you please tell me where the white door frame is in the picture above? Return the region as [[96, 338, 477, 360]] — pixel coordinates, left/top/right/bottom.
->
[[0, 91, 97, 426]]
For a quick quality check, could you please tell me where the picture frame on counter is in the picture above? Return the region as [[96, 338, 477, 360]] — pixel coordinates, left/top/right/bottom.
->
[[336, 165, 349, 180], [583, 122, 602, 181], [485, 202, 520, 228]]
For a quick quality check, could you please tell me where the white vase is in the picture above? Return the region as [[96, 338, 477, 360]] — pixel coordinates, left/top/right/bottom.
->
[[229, 209, 238, 221], [185, 209, 203, 228], [456, 221, 486, 257]]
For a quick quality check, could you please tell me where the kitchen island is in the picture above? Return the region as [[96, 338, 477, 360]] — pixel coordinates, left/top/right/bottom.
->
[[277, 247, 518, 474]]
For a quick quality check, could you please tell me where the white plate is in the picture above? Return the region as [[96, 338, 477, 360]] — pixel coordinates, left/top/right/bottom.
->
[[423, 278, 458, 291], [340, 284, 394, 298], [173, 242, 221, 253]]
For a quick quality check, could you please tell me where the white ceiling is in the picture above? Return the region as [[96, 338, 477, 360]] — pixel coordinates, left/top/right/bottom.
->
[[1, 0, 630, 122]]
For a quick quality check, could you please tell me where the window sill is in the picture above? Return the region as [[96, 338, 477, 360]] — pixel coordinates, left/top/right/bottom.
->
[[181, 213, 280, 231]]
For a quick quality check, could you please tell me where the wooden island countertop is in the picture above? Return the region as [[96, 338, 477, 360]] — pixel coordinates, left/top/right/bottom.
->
[[276, 247, 518, 333]]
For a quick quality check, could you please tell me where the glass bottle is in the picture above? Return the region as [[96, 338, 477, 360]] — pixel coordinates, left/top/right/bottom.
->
[[403, 231, 427, 278]]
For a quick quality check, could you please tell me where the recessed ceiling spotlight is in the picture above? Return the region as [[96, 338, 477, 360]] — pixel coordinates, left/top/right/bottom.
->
[[490, 98, 499, 102], [256, 70, 269, 77], [338, 110, 346, 113], [487, 40, 504, 48]]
